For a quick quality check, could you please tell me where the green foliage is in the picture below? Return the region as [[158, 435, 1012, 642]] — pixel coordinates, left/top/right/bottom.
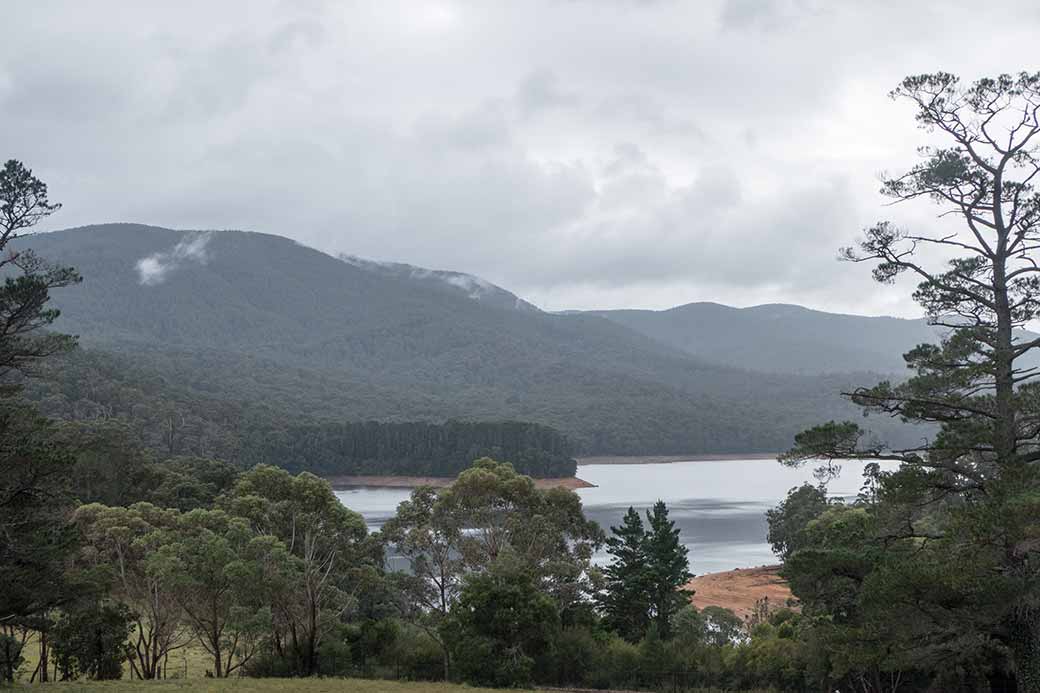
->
[[671, 604, 707, 649], [55, 420, 161, 507], [386, 625, 446, 681], [149, 456, 240, 511], [0, 402, 78, 628], [0, 634, 24, 684], [382, 458, 603, 681], [51, 601, 134, 681], [780, 72, 1040, 691], [151, 509, 281, 677], [222, 465, 384, 676], [72, 502, 193, 679], [443, 567, 560, 688], [765, 483, 829, 561], [598, 500, 691, 642], [644, 501, 692, 638], [598, 507, 650, 641], [431, 458, 603, 612], [254, 420, 577, 478], [0, 160, 80, 382], [700, 606, 745, 648], [25, 348, 580, 478], [0, 162, 82, 651]]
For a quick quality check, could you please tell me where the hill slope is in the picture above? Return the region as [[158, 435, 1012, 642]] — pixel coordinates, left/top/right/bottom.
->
[[26, 224, 919, 455], [582, 303, 937, 376]]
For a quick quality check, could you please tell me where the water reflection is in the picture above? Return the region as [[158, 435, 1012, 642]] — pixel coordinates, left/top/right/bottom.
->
[[334, 458, 893, 575], [576, 459, 891, 574]]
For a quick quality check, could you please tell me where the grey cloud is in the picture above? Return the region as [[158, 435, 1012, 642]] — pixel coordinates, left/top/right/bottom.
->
[[4, 0, 1040, 317], [413, 102, 513, 152], [719, 0, 823, 31], [516, 69, 579, 116]]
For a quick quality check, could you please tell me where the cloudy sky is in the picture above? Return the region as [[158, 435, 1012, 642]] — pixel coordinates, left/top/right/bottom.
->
[[3, 1, 1039, 315]]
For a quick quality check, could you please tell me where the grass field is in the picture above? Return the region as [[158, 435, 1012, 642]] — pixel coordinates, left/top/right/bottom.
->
[[12, 678, 507, 692], [14, 633, 221, 682]]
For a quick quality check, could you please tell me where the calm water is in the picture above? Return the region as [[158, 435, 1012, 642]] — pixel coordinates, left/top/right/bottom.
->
[[335, 458, 889, 575]]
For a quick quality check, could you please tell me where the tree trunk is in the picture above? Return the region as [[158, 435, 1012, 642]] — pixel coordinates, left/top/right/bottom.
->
[[992, 258, 1017, 463], [38, 630, 48, 683], [212, 633, 224, 678], [991, 171, 1018, 466]]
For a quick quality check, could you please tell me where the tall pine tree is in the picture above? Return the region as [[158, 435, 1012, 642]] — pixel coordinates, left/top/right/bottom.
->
[[644, 500, 692, 639], [598, 502, 692, 641], [781, 72, 1040, 690], [598, 507, 650, 641]]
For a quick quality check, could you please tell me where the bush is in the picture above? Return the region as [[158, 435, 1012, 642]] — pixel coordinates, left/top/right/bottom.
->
[[543, 626, 604, 686], [445, 569, 560, 688], [591, 634, 642, 690], [240, 651, 296, 679], [0, 634, 24, 683], [384, 625, 445, 681], [51, 602, 134, 680]]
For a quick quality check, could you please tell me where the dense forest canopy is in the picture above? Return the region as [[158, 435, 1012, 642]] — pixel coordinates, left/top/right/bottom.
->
[[19, 348, 577, 477], [254, 420, 576, 478]]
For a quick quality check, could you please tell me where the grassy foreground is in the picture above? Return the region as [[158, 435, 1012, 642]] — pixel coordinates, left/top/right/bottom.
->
[[13, 678, 512, 693]]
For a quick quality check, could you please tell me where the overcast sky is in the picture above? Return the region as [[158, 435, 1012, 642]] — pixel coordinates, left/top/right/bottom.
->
[[3, 1, 1039, 316]]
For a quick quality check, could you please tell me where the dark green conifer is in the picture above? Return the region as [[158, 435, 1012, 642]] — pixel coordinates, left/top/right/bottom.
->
[[598, 506, 651, 641], [599, 501, 692, 641], [644, 500, 692, 638]]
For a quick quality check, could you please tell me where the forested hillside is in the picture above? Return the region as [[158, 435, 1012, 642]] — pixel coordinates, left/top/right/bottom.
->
[[583, 303, 936, 375], [24, 224, 922, 457], [21, 348, 576, 477]]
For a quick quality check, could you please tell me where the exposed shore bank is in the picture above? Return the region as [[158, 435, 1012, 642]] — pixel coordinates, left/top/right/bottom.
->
[[684, 565, 795, 620], [577, 452, 779, 465], [328, 475, 595, 490]]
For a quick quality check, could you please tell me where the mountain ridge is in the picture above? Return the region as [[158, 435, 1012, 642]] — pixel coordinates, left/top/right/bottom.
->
[[24, 223, 925, 455]]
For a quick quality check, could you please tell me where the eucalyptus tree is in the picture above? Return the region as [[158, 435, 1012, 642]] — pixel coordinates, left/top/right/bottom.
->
[[382, 459, 603, 678], [221, 465, 383, 676], [783, 72, 1040, 690], [152, 509, 288, 678], [432, 458, 604, 613], [380, 485, 463, 679], [71, 503, 190, 680]]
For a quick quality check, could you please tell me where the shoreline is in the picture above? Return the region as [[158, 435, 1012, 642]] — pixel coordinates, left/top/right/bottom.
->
[[327, 475, 595, 490], [577, 452, 779, 465], [327, 453, 783, 488]]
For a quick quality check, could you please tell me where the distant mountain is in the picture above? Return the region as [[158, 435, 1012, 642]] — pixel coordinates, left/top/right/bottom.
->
[[582, 303, 938, 376], [339, 254, 540, 313], [25, 224, 923, 456]]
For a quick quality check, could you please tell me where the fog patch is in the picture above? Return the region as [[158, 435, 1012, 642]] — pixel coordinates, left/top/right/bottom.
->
[[136, 233, 213, 285]]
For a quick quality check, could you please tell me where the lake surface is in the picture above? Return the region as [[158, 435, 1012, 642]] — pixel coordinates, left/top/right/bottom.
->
[[335, 457, 889, 575]]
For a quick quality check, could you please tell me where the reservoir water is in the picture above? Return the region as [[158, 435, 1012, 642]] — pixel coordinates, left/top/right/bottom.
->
[[335, 457, 887, 575]]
